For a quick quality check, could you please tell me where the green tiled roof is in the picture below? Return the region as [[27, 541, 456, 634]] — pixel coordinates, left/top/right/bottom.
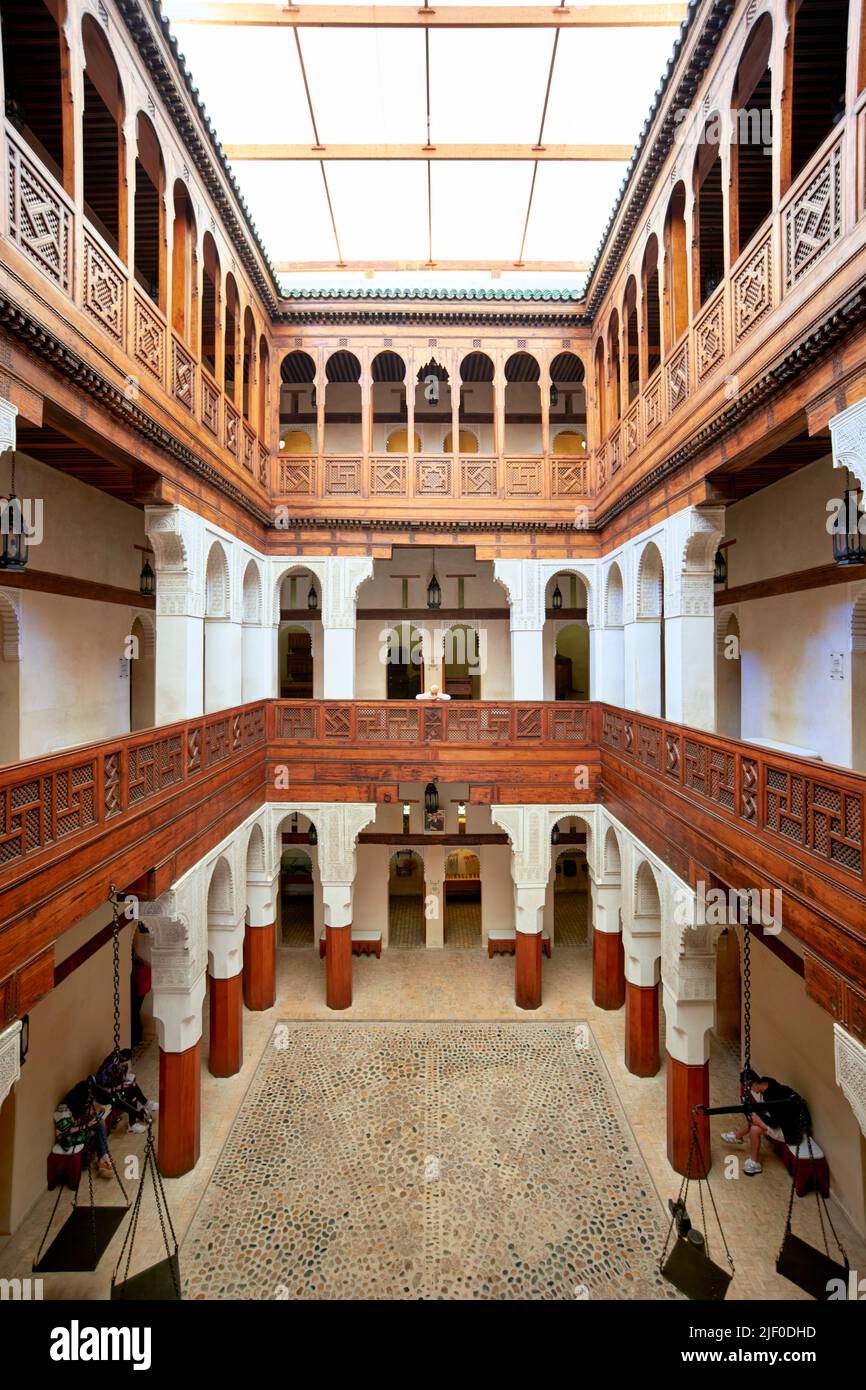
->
[[276, 286, 583, 303]]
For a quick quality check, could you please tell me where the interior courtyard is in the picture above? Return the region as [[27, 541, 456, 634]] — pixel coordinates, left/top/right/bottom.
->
[[1, 0, 866, 1313]]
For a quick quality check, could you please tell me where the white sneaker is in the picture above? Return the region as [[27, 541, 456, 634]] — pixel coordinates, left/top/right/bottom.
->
[[146, 1101, 159, 1112], [721, 1131, 743, 1145], [129, 1122, 147, 1134], [743, 1158, 763, 1175]]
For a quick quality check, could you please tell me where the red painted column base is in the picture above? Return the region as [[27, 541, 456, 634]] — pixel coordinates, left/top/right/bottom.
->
[[209, 972, 243, 1077], [326, 925, 352, 1010], [515, 930, 542, 1010], [667, 1054, 711, 1176], [158, 1041, 201, 1178], [624, 980, 660, 1077], [243, 921, 277, 1011], [592, 929, 625, 1010]]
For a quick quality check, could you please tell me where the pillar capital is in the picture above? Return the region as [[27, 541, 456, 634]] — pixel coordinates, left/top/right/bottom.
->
[[0, 1019, 23, 1110], [830, 396, 866, 491], [0, 394, 19, 451], [834, 1023, 866, 1139]]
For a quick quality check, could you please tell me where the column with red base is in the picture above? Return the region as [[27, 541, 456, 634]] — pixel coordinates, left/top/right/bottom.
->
[[514, 886, 546, 1010], [591, 877, 625, 1010], [207, 911, 245, 1078], [244, 874, 279, 1011], [153, 972, 206, 1179], [623, 926, 662, 1077], [663, 975, 716, 1177], [321, 882, 353, 1011]]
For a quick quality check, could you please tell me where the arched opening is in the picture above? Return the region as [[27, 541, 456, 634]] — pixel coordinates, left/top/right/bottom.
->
[[279, 626, 313, 699], [204, 541, 231, 713], [201, 232, 219, 377], [623, 278, 640, 403], [443, 848, 482, 948], [504, 351, 541, 454], [716, 611, 742, 739], [851, 592, 866, 771], [608, 311, 622, 423], [594, 338, 607, 441], [545, 816, 590, 947], [386, 428, 421, 453], [785, 0, 850, 189], [242, 307, 256, 423], [459, 352, 495, 453], [129, 614, 155, 731], [715, 928, 742, 1045], [258, 336, 270, 443], [443, 429, 478, 453], [545, 573, 590, 701], [731, 15, 774, 261], [171, 181, 197, 345], [415, 359, 451, 454], [636, 542, 666, 717], [549, 352, 586, 452], [371, 350, 406, 453], [385, 621, 423, 700], [279, 350, 317, 453], [325, 349, 362, 452], [442, 624, 480, 699], [693, 116, 725, 307], [663, 181, 689, 349], [2, 0, 72, 193], [280, 811, 318, 948], [81, 15, 126, 257], [641, 236, 661, 378], [389, 850, 426, 948], [223, 273, 239, 403], [0, 594, 21, 765], [604, 561, 625, 706], [133, 112, 165, 308], [241, 559, 262, 702]]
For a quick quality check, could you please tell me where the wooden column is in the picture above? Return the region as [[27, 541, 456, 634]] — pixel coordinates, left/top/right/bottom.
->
[[158, 1041, 201, 1178], [208, 972, 243, 1077], [667, 1055, 711, 1176], [515, 930, 542, 1010], [243, 921, 276, 1011], [326, 924, 352, 1010], [624, 980, 660, 1076], [592, 929, 625, 1010]]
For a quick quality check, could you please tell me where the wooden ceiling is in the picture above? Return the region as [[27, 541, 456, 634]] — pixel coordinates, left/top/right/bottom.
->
[[708, 429, 833, 504], [15, 421, 162, 509]]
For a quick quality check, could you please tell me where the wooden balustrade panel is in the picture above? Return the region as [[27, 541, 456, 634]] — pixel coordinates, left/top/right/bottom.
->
[[270, 701, 592, 747]]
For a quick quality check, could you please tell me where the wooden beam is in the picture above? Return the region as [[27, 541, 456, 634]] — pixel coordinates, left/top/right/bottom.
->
[[225, 143, 634, 162], [715, 561, 866, 608], [274, 259, 591, 274], [0, 568, 154, 609], [168, 4, 689, 30]]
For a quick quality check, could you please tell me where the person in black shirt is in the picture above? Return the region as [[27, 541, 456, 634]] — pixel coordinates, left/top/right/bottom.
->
[[721, 1073, 806, 1175]]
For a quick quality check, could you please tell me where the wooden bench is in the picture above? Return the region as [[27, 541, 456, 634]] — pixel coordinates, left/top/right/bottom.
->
[[319, 931, 382, 959], [487, 932, 552, 958], [768, 1136, 830, 1198]]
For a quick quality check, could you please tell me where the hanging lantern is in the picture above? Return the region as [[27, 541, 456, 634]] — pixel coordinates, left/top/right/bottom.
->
[[0, 453, 29, 572], [550, 383, 559, 409], [832, 479, 866, 566], [424, 782, 439, 814], [310, 385, 317, 410], [551, 824, 561, 844], [713, 547, 728, 586], [552, 583, 563, 611], [426, 572, 441, 610], [139, 557, 155, 597], [307, 581, 319, 610], [307, 823, 318, 846]]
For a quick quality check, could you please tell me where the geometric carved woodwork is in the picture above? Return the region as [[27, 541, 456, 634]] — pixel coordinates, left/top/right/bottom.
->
[[242, 421, 256, 473], [277, 458, 315, 494], [506, 459, 542, 496], [134, 293, 166, 383], [623, 401, 640, 460], [643, 376, 662, 439], [370, 458, 407, 495], [7, 134, 72, 293], [172, 334, 196, 413], [225, 400, 240, 458], [83, 230, 126, 344], [784, 140, 843, 293], [733, 229, 773, 344], [416, 458, 452, 496], [695, 291, 725, 382], [325, 459, 361, 495], [201, 372, 220, 437], [666, 341, 689, 414], [551, 459, 588, 496]]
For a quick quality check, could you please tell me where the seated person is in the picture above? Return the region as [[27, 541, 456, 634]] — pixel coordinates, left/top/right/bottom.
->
[[722, 1071, 807, 1175], [415, 684, 451, 701], [62, 1077, 114, 1178], [95, 1049, 158, 1134]]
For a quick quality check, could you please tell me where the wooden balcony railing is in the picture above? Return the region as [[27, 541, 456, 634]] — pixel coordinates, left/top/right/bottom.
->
[[269, 699, 593, 745], [273, 453, 590, 507], [0, 702, 268, 880]]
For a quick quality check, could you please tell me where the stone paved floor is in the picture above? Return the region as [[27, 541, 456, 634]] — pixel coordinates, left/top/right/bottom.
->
[[1, 944, 864, 1300], [554, 890, 588, 946], [443, 899, 481, 948], [389, 895, 425, 948]]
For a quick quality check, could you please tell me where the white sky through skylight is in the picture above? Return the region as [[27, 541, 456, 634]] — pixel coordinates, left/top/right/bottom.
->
[[161, 1, 683, 293]]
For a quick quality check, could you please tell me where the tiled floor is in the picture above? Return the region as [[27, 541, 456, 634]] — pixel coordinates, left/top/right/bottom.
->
[[1, 944, 863, 1300], [553, 890, 588, 946], [389, 895, 425, 948], [443, 898, 482, 948]]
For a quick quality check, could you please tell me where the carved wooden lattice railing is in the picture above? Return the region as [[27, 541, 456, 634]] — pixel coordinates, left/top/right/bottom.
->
[[270, 700, 592, 746]]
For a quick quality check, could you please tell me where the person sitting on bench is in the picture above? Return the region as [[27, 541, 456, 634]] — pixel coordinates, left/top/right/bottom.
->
[[62, 1077, 114, 1178], [95, 1049, 158, 1134], [722, 1070, 806, 1176]]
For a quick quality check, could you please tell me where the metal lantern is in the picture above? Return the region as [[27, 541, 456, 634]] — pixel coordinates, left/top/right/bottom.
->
[[0, 453, 29, 571], [550, 383, 559, 408], [551, 824, 561, 844], [426, 572, 441, 610], [139, 558, 155, 597], [307, 823, 318, 846], [713, 547, 728, 586], [552, 583, 563, 611], [424, 782, 439, 815], [307, 582, 319, 610], [833, 484, 866, 567]]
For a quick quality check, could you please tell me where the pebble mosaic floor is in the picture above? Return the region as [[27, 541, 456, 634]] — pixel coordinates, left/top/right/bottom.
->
[[182, 1020, 677, 1301]]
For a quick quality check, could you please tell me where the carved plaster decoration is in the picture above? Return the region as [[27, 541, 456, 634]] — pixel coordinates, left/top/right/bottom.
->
[[0, 395, 18, 453], [322, 555, 375, 630], [834, 1023, 866, 1139], [492, 559, 545, 631], [0, 590, 21, 662], [0, 1020, 23, 1110], [830, 397, 866, 492]]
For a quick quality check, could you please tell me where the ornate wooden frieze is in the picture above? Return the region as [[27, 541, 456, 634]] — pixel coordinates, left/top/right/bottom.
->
[[643, 374, 662, 439], [325, 459, 361, 495], [242, 421, 256, 473], [460, 458, 497, 497], [0, 761, 97, 868], [506, 459, 542, 496], [201, 371, 220, 438], [224, 399, 240, 458], [83, 230, 126, 344], [695, 291, 726, 382], [733, 229, 773, 344], [277, 457, 315, 494], [133, 293, 166, 383], [171, 334, 196, 413], [416, 458, 452, 496], [609, 425, 621, 474], [623, 400, 641, 460], [370, 457, 407, 495], [784, 140, 844, 293], [6, 133, 72, 293], [666, 341, 690, 414], [551, 459, 588, 496]]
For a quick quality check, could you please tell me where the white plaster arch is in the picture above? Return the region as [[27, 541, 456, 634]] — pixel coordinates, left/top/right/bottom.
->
[[241, 557, 263, 625], [635, 539, 664, 619], [205, 539, 231, 618], [0, 590, 21, 661], [604, 561, 624, 628], [130, 608, 156, 659]]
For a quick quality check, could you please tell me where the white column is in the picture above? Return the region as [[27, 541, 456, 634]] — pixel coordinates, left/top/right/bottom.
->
[[204, 618, 243, 712], [631, 619, 662, 717], [247, 873, 279, 930], [515, 883, 546, 934], [242, 622, 275, 702], [494, 559, 545, 700], [665, 509, 725, 731], [321, 556, 374, 698], [423, 843, 445, 949], [594, 626, 624, 705], [138, 896, 207, 1055], [591, 877, 622, 936], [146, 506, 204, 723]]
